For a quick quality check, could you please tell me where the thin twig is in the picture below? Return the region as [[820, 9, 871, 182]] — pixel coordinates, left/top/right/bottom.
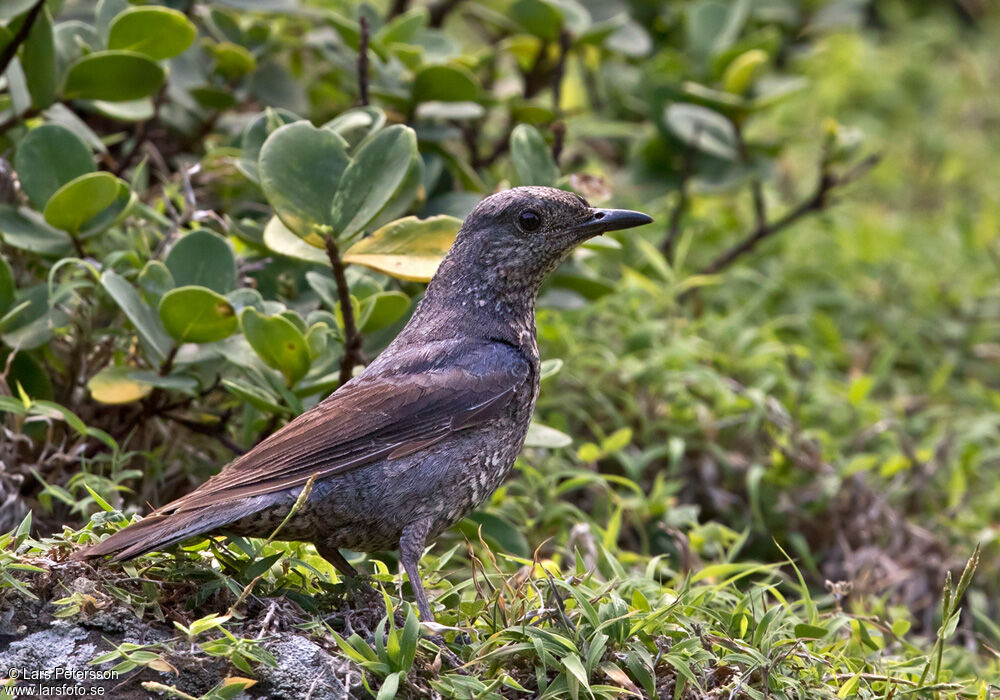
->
[[324, 237, 365, 384], [113, 85, 167, 177], [357, 16, 370, 106], [661, 129, 700, 261], [0, 0, 46, 77], [699, 153, 881, 276], [734, 124, 767, 231]]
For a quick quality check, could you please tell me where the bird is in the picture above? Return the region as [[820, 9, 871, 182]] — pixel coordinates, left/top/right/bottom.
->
[[73, 186, 652, 622]]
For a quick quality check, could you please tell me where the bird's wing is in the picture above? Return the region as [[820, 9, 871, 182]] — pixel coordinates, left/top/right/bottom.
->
[[157, 341, 531, 514]]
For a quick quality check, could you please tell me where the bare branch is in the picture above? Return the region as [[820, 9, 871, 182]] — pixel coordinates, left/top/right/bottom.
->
[[324, 237, 365, 385], [699, 153, 881, 276], [0, 0, 46, 77]]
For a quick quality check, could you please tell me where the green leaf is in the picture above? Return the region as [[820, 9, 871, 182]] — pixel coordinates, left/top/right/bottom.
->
[[342, 215, 460, 283], [663, 102, 738, 160], [0, 255, 14, 317], [42, 172, 119, 234], [258, 121, 350, 239], [22, 6, 57, 108], [511, 124, 559, 186], [90, 98, 155, 122], [63, 50, 165, 102], [412, 64, 479, 103], [240, 308, 311, 385], [107, 6, 196, 60], [87, 366, 153, 404], [77, 178, 135, 237], [262, 216, 328, 265], [14, 123, 94, 208], [687, 0, 747, 56], [512, 0, 590, 41], [322, 106, 386, 149], [207, 41, 256, 78], [360, 291, 410, 333], [101, 270, 173, 364], [376, 672, 400, 700], [137, 260, 174, 307], [0, 205, 73, 257], [222, 378, 290, 415], [722, 48, 768, 94], [794, 623, 829, 639], [164, 229, 238, 294], [237, 108, 301, 184], [329, 125, 418, 242], [159, 286, 239, 344]]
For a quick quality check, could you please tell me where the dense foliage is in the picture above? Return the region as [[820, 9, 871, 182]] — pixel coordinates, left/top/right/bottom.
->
[[0, 0, 997, 697]]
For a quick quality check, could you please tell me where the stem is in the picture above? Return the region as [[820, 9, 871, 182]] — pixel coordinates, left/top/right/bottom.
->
[[0, 0, 46, 77], [661, 130, 699, 261], [698, 153, 881, 276], [324, 237, 365, 384], [357, 16, 370, 106], [113, 85, 166, 177], [159, 344, 178, 376]]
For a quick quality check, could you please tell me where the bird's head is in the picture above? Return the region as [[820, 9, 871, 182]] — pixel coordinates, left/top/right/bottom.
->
[[437, 186, 652, 296]]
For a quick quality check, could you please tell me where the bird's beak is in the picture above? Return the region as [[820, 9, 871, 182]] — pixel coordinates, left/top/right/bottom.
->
[[570, 208, 653, 239]]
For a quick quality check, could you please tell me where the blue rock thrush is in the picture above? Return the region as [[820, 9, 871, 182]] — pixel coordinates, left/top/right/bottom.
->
[[73, 186, 652, 621]]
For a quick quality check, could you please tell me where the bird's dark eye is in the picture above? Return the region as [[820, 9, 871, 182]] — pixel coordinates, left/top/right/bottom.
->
[[517, 209, 542, 232]]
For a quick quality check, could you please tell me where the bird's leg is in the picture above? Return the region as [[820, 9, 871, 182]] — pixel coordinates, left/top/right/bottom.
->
[[399, 518, 434, 622], [315, 541, 380, 604], [315, 541, 360, 578]]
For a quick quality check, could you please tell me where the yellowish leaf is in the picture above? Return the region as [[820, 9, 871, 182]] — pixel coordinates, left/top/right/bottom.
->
[[343, 215, 460, 282]]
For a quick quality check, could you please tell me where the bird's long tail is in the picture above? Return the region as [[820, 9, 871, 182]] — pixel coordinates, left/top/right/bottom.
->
[[71, 500, 262, 562]]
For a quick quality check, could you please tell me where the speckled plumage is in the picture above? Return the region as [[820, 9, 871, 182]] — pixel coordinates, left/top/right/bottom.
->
[[74, 187, 652, 620]]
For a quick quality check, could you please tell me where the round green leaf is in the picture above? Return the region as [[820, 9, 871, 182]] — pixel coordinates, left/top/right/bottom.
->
[[322, 106, 386, 148], [108, 6, 196, 60], [138, 261, 174, 307], [237, 108, 301, 184], [259, 121, 350, 239], [0, 205, 73, 257], [240, 308, 311, 385], [510, 123, 559, 186], [359, 291, 410, 333], [164, 229, 238, 294], [208, 41, 256, 78], [43, 172, 119, 234], [77, 179, 135, 237], [87, 366, 153, 404], [343, 215, 460, 282], [158, 286, 239, 344], [412, 64, 478, 103], [63, 50, 165, 102], [663, 102, 738, 160], [14, 123, 94, 208], [262, 216, 328, 265], [329, 125, 418, 242]]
